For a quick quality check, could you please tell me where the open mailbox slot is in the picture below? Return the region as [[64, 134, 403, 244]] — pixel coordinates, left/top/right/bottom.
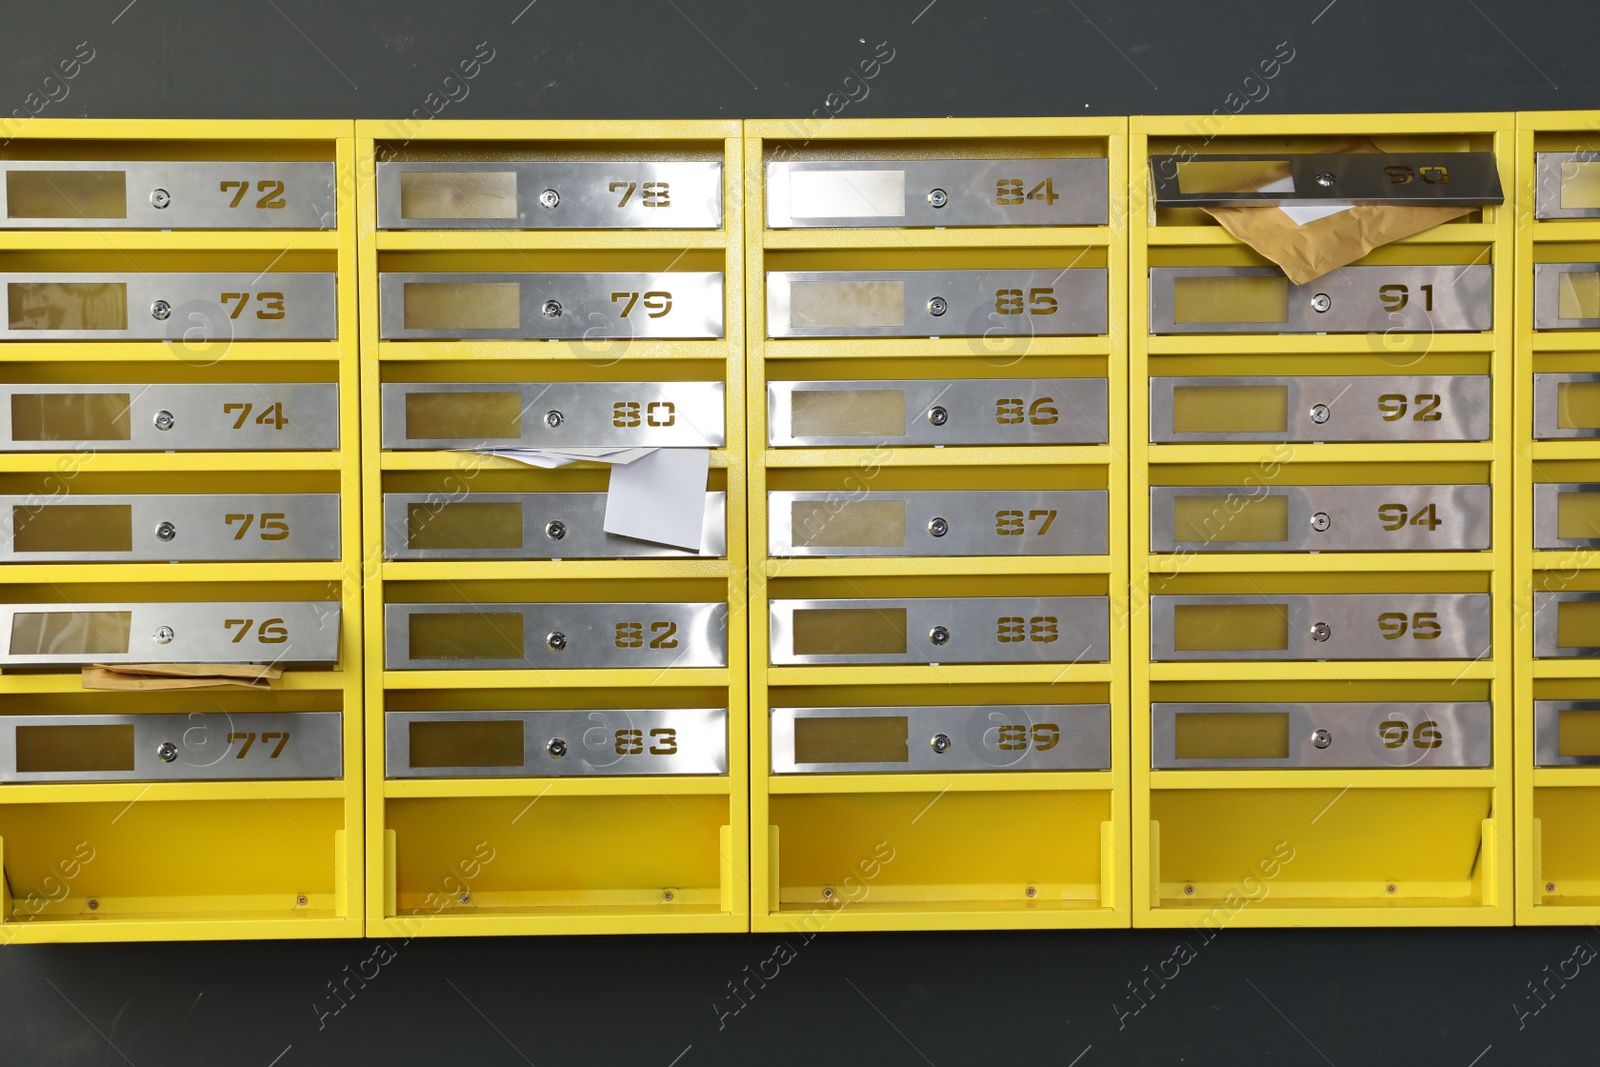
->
[[1148, 152, 1503, 209]]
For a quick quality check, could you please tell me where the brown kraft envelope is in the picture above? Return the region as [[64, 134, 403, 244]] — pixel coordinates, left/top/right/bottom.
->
[[82, 662, 283, 691]]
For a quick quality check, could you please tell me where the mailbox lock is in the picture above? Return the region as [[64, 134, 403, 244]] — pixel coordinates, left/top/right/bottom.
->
[[539, 188, 560, 209], [153, 410, 175, 431], [930, 733, 952, 754], [1310, 293, 1332, 313], [545, 520, 567, 541], [927, 296, 948, 317], [542, 299, 563, 318], [149, 188, 172, 209], [154, 626, 175, 645], [1310, 511, 1331, 533], [546, 737, 568, 758], [1309, 621, 1331, 643], [545, 410, 564, 429], [929, 625, 950, 646], [1309, 403, 1331, 425], [151, 300, 172, 321], [928, 188, 949, 209], [928, 517, 949, 537], [156, 741, 179, 763], [927, 405, 948, 426], [1311, 728, 1333, 749], [155, 521, 177, 542], [1315, 172, 1336, 188], [546, 631, 568, 652]]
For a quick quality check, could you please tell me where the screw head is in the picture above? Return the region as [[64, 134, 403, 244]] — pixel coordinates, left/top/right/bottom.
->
[[663, 889, 675, 902], [547, 737, 568, 758], [1547, 882, 1558, 893], [929, 625, 950, 646], [153, 410, 175, 431], [542, 298, 563, 318], [821, 887, 834, 900], [155, 521, 177, 542], [1311, 728, 1333, 749], [1183, 884, 1195, 896], [1309, 403, 1331, 425], [1025, 885, 1038, 898], [927, 405, 948, 426], [1315, 171, 1336, 188], [539, 188, 560, 209], [87, 898, 98, 911], [149, 188, 171, 209], [151, 299, 172, 321], [1310, 511, 1331, 532], [296, 894, 308, 907], [544, 520, 567, 541], [546, 630, 567, 652], [1386, 883, 1398, 894], [930, 733, 952, 754], [156, 741, 179, 763], [928, 188, 949, 208], [1310, 293, 1332, 313], [458, 892, 470, 904], [154, 625, 175, 644], [927, 296, 948, 317], [545, 409, 564, 429], [928, 516, 949, 537], [1309, 621, 1332, 643]]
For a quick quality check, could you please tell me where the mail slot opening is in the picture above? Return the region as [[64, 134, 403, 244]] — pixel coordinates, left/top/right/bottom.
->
[[11, 392, 131, 442], [792, 715, 909, 764], [790, 389, 906, 437], [6, 171, 127, 219], [399, 171, 518, 220], [1557, 492, 1600, 540], [7, 282, 128, 331], [404, 390, 522, 441], [407, 719, 525, 768], [1170, 386, 1287, 433], [1173, 712, 1290, 760], [790, 499, 906, 548], [1555, 600, 1600, 650], [1172, 276, 1288, 324], [1561, 161, 1600, 210], [1172, 604, 1289, 652], [14, 723, 135, 773], [791, 608, 907, 656], [789, 280, 904, 329], [1173, 495, 1289, 543], [407, 501, 524, 551], [1558, 271, 1600, 321], [9, 611, 131, 656], [402, 282, 520, 331], [1558, 709, 1600, 757], [407, 612, 524, 661], [1174, 159, 1287, 195], [13, 504, 132, 553]]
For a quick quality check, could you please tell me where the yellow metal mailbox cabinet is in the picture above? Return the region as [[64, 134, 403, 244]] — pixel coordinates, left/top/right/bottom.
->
[[0, 119, 364, 941], [356, 120, 748, 936], [1130, 114, 1515, 927], [746, 117, 1130, 931], [1514, 111, 1600, 923]]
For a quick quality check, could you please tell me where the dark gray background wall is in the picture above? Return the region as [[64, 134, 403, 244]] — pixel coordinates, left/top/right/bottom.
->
[[2, 1, 1597, 1064]]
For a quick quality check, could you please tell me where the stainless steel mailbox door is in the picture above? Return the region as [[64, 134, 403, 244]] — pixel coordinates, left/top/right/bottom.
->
[[1535, 153, 1600, 220], [765, 159, 1108, 228], [1534, 263, 1600, 329], [1534, 593, 1600, 657], [0, 602, 341, 666], [385, 708, 727, 778], [1150, 485, 1491, 553], [377, 272, 723, 340], [1534, 373, 1600, 439], [770, 704, 1111, 773], [771, 490, 1107, 557], [0, 161, 336, 229], [0, 494, 339, 562], [380, 382, 724, 449], [1149, 152, 1502, 209], [0, 274, 337, 340], [385, 491, 726, 559], [1535, 700, 1600, 765], [1534, 484, 1600, 549], [1148, 375, 1491, 443], [769, 596, 1110, 666], [0, 384, 339, 452], [1151, 703, 1491, 769], [768, 378, 1108, 447], [1149, 594, 1492, 661], [384, 602, 727, 670], [1148, 266, 1492, 334], [766, 269, 1107, 338], [375, 161, 722, 230], [0, 711, 342, 782]]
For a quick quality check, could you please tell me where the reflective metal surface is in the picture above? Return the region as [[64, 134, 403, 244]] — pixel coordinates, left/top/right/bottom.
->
[[1151, 702, 1491, 769], [1150, 484, 1491, 553], [1534, 373, 1600, 439], [380, 381, 724, 449], [1149, 594, 1492, 661], [0, 602, 341, 667], [0, 273, 337, 340], [384, 708, 726, 777], [0, 711, 342, 782], [1534, 593, 1600, 657], [376, 161, 721, 229], [377, 272, 723, 339], [765, 158, 1108, 228], [769, 596, 1110, 665], [384, 491, 725, 559], [1148, 375, 1491, 443], [1535, 700, 1600, 766], [770, 490, 1107, 557], [0, 493, 339, 561], [1533, 263, 1600, 330], [384, 602, 727, 670], [766, 269, 1107, 338], [0, 383, 339, 451], [1534, 153, 1600, 220], [768, 378, 1108, 447], [770, 704, 1110, 773], [1149, 152, 1502, 208], [0, 161, 336, 229], [1148, 265, 1492, 334], [1534, 484, 1600, 549]]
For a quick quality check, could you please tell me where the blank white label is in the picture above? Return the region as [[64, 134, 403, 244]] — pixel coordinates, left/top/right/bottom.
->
[[789, 170, 906, 219]]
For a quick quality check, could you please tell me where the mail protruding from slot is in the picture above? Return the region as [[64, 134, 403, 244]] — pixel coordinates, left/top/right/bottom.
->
[[385, 491, 727, 559], [0, 602, 341, 667]]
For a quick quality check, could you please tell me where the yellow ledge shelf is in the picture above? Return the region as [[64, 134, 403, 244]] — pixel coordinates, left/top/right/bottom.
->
[[1530, 660, 1600, 679], [383, 559, 730, 581], [1531, 767, 1600, 788], [0, 452, 348, 474], [764, 445, 1111, 468], [1531, 441, 1600, 461], [381, 668, 731, 690], [0, 915, 365, 945], [0, 562, 347, 583], [761, 226, 1113, 250], [1530, 551, 1600, 569], [1145, 551, 1497, 574], [368, 911, 744, 938], [0, 342, 346, 363], [0, 670, 353, 693], [375, 229, 728, 252], [375, 340, 733, 362], [1146, 442, 1495, 465], [765, 770, 1114, 795], [379, 449, 731, 471], [762, 337, 1110, 360], [382, 775, 732, 799], [762, 555, 1113, 578], [1147, 660, 1496, 682], [1521, 332, 1600, 353], [0, 779, 349, 805], [0, 230, 339, 252], [1148, 769, 1498, 791], [1530, 220, 1600, 243], [1145, 334, 1495, 356], [754, 908, 1124, 934], [1135, 905, 1503, 929], [763, 663, 1113, 686], [1146, 223, 1498, 247]]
